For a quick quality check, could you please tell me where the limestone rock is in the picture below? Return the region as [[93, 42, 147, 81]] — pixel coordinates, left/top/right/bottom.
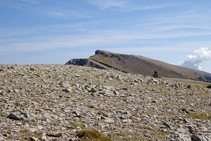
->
[[0, 64, 210, 141]]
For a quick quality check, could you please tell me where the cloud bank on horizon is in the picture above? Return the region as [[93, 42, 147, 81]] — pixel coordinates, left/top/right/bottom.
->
[[180, 47, 211, 70]]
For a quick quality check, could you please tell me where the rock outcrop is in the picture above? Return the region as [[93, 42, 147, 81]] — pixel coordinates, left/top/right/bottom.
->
[[65, 59, 107, 69], [0, 64, 211, 140]]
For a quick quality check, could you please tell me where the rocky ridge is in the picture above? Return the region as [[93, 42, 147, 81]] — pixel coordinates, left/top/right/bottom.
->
[[66, 50, 211, 83], [0, 64, 211, 141]]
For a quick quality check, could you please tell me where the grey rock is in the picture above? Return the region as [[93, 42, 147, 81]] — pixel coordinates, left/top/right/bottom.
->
[[104, 118, 114, 124], [89, 88, 97, 93], [8, 113, 23, 120], [191, 134, 201, 141], [1, 64, 211, 141], [63, 88, 72, 93], [47, 132, 62, 137], [41, 135, 48, 141], [60, 82, 70, 88], [186, 125, 194, 134], [73, 110, 81, 117], [31, 137, 39, 141], [163, 121, 172, 129], [122, 119, 131, 124], [187, 85, 193, 89], [178, 133, 191, 141]]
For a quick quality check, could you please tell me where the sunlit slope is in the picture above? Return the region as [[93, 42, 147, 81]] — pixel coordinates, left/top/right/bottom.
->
[[88, 50, 211, 82], [66, 50, 211, 82]]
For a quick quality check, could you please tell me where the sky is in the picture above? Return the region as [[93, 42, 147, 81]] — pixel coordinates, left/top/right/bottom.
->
[[0, 0, 211, 73]]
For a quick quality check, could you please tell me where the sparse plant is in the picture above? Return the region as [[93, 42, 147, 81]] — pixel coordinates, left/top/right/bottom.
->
[[88, 105, 95, 108], [188, 112, 211, 121], [67, 119, 85, 129], [153, 71, 158, 78], [19, 129, 30, 134], [77, 130, 112, 141], [33, 73, 40, 77], [0, 112, 3, 117], [207, 84, 211, 88]]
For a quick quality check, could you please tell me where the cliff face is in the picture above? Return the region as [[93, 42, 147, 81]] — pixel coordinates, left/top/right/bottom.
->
[[65, 59, 107, 70], [66, 50, 211, 83]]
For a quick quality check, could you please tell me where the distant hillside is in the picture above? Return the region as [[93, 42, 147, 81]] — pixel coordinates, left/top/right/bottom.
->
[[65, 50, 211, 83]]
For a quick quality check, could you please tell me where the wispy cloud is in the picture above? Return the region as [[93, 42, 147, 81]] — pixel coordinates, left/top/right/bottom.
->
[[122, 3, 182, 12], [45, 9, 91, 19], [0, 0, 90, 19], [2, 26, 211, 53], [86, 0, 128, 9]]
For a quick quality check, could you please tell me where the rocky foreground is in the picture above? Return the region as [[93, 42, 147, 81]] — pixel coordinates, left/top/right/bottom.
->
[[0, 64, 211, 141]]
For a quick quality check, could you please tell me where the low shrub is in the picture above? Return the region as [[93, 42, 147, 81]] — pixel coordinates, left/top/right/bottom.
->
[[207, 85, 211, 88], [153, 71, 158, 78], [77, 130, 112, 141]]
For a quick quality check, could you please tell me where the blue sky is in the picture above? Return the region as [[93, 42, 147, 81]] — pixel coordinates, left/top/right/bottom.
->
[[1, 0, 211, 73]]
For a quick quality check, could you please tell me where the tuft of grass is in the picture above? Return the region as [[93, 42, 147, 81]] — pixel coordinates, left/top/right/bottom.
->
[[108, 132, 141, 141], [88, 105, 95, 108], [31, 98, 39, 103], [150, 130, 170, 139], [67, 119, 85, 129], [33, 73, 40, 77], [77, 130, 112, 141], [188, 112, 211, 121], [19, 129, 30, 134], [0, 111, 4, 117]]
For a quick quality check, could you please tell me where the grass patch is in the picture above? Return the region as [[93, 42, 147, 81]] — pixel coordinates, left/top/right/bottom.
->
[[77, 130, 112, 141], [33, 73, 40, 77], [19, 129, 30, 134], [31, 98, 39, 103], [188, 112, 211, 121], [108, 132, 140, 141], [150, 130, 170, 139], [0, 111, 4, 117], [88, 105, 95, 108], [67, 119, 85, 129]]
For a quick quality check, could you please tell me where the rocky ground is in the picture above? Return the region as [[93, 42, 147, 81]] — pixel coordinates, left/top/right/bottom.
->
[[0, 64, 211, 141]]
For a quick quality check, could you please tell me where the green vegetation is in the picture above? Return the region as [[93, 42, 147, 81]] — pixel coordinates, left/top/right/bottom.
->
[[67, 119, 85, 129], [0, 111, 3, 117], [77, 130, 112, 141], [33, 73, 40, 77], [188, 112, 211, 121], [19, 129, 30, 134], [108, 132, 140, 141], [88, 105, 95, 108], [207, 84, 211, 88], [153, 71, 158, 78]]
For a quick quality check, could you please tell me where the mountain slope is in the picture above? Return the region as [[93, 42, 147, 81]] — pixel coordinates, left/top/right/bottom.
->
[[66, 50, 211, 83]]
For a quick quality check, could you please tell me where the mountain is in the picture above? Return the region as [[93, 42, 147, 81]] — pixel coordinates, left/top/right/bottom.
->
[[65, 50, 211, 83]]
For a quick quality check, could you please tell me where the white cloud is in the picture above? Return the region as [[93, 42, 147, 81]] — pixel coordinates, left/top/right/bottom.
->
[[87, 0, 128, 9], [45, 9, 90, 19], [121, 3, 182, 12], [179, 47, 211, 70]]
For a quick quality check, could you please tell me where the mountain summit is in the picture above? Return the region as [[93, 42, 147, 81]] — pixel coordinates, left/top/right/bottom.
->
[[66, 50, 211, 82]]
